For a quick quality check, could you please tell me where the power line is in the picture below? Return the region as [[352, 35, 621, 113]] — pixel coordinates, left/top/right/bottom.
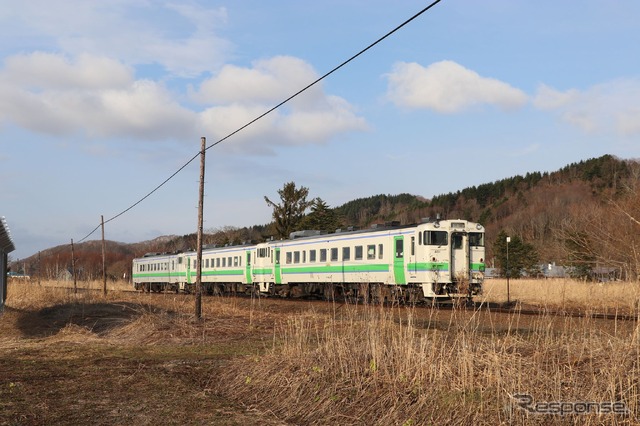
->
[[76, 0, 443, 243]]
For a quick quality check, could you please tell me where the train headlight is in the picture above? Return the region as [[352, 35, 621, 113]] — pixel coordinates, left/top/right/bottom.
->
[[434, 222, 440, 228], [476, 223, 482, 230]]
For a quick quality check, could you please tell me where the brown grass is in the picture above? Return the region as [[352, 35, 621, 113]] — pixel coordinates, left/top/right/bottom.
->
[[4, 279, 640, 425], [481, 278, 640, 314]]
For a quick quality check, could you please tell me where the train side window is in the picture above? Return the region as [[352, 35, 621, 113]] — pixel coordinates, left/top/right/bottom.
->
[[378, 244, 384, 259], [205, 259, 209, 268], [343, 247, 350, 261], [367, 245, 375, 260], [222, 258, 226, 267], [303, 251, 306, 263], [239, 256, 242, 267], [294, 251, 300, 264], [234, 257, 239, 267], [320, 249, 327, 262], [330, 248, 338, 261], [310, 250, 316, 262], [178, 257, 183, 264], [355, 245, 363, 260], [411, 237, 415, 256], [419, 231, 422, 245], [286, 252, 292, 264], [216, 258, 220, 268], [227, 257, 232, 267], [275, 250, 280, 265]]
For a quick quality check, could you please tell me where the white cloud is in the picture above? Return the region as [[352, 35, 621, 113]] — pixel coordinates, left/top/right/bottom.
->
[[0, 53, 196, 139], [195, 56, 368, 153], [534, 79, 640, 136], [0, 52, 366, 152], [385, 60, 528, 113], [3, 52, 132, 90], [0, 1, 231, 77]]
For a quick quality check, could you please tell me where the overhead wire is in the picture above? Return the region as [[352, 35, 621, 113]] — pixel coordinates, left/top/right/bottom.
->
[[75, 0, 443, 243]]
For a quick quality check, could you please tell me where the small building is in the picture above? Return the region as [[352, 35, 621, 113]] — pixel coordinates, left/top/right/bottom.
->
[[1, 216, 16, 312]]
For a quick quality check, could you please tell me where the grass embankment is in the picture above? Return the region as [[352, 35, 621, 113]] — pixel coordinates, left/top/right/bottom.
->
[[0, 281, 283, 425], [2, 279, 640, 425]]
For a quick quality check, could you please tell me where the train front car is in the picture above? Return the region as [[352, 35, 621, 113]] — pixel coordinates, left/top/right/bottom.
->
[[413, 219, 485, 300]]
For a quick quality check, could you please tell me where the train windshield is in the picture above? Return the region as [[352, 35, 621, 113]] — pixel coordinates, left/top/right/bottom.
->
[[469, 232, 485, 247], [424, 230, 448, 246]]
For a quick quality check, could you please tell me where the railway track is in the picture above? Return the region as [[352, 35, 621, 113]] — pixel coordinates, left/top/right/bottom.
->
[[40, 284, 640, 322]]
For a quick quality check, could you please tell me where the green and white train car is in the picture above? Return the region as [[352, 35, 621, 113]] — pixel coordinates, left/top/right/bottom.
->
[[132, 218, 485, 302]]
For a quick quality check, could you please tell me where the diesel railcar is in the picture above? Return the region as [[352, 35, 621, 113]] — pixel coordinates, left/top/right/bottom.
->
[[132, 218, 485, 302]]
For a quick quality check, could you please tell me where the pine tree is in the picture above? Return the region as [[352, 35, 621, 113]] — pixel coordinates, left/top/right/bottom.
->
[[264, 182, 313, 239]]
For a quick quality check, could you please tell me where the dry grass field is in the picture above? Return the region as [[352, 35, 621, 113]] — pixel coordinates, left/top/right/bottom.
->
[[2, 278, 640, 425]]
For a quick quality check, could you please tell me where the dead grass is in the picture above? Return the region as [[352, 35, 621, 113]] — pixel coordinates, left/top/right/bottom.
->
[[4, 280, 640, 425], [481, 278, 640, 314]]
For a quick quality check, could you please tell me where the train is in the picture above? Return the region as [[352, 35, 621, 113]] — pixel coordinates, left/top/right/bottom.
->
[[132, 218, 485, 303]]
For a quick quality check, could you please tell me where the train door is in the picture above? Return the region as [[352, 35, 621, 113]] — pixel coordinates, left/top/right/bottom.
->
[[450, 232, 469, 282], [245, 251, 252, 284], [274, 248, 282, 285], [186, 256, 192, 284], [393, 236, 406, 284]]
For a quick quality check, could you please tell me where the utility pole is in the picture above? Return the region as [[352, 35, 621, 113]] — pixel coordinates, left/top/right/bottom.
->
[[195, 137, 206, 319], [506, 236, 511, 305], [71, 239, 77, 294], [101, 215, 107, 296]]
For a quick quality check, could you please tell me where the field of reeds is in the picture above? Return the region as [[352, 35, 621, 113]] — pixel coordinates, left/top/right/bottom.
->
[[2, 278, 640, 425]]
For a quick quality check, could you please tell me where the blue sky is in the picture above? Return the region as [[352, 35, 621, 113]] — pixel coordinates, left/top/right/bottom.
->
[[1, 0, 639, 259]]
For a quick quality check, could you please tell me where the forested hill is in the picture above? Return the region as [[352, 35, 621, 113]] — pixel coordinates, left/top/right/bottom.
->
[[332, 154, 639, 269], [15, 155, 640, 281]]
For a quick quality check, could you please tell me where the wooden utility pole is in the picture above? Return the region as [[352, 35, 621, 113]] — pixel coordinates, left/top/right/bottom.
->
[[71, 239, 77, 294], [195, 137, 206, 319], [101, 215, 107, 296]]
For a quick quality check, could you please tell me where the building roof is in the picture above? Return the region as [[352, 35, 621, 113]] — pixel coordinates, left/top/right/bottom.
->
[[0, 216, 15, 253]]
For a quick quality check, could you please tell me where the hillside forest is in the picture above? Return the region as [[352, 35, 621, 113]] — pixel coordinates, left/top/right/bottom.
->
[[12, 155, 640, 282]]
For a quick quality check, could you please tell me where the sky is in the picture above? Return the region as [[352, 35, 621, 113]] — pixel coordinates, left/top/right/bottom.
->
[[1, 0, 639, 260]]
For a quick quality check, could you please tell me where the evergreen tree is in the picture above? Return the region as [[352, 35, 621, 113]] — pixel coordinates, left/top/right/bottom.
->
[[297, 198, 342, 232], [493, 230, 540, 278], [264, 182, 313, 239]]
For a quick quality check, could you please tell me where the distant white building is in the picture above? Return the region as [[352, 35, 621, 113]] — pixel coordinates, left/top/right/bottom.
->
[[1, 216, 16, 312]]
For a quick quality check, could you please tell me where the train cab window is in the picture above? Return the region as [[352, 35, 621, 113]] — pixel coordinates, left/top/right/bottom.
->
[[178, 257, 183, 264], [294, 251, 300, 264], [469, 232, 485, 247], [320, 249, 327, 262], [424, 231, 448, 246], [367, 245, 375, 260], [286, 252, 292, 264], [343, 247, 350, 261], [310, 250, 316, 262], [378, 244, 384, 259], [355, 246, 363, 260], [452, 234, 463, 250], [330, 248, 338, 261]]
